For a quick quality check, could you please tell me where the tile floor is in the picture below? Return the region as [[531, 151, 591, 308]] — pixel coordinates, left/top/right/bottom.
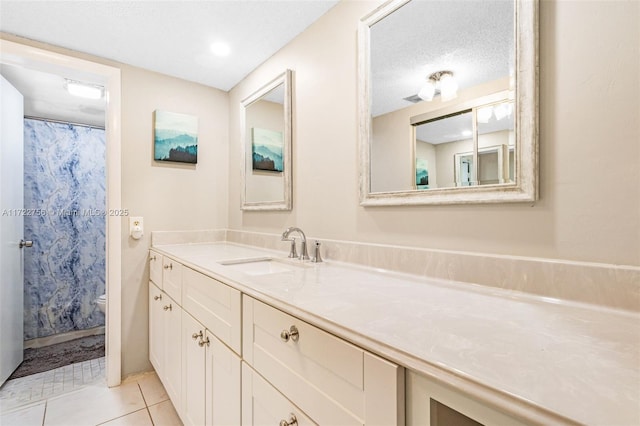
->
[[0, 357, 181, 426]]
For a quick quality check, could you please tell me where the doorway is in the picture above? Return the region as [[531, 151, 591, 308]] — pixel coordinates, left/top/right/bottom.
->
[[0, 39, 122, 388]]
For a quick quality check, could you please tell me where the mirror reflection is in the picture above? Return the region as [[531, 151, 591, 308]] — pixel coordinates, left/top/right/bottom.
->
[[412, 99, 514, 191], [241, 70, 292, 210], [359, 0, 537, 205]]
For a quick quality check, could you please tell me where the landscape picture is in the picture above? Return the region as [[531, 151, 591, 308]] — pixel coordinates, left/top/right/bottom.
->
[[416, 158, 429, 189], [251, 127, 283, 172], [154, 110, 198, 163]]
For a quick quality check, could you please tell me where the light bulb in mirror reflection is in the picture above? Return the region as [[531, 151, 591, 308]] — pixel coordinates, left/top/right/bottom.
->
[[418, 80, 436, 101], [439, 73, 458, 101], [494, 103, 512, 120], [477, 107, 493, 123]]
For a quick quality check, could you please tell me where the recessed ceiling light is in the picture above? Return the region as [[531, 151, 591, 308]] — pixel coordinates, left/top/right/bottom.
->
[[64, 79, 103, 100], [210, 41, 231, 57]]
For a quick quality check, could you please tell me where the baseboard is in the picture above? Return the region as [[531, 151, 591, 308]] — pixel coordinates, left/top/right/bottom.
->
[[24, 326, 105, 349]]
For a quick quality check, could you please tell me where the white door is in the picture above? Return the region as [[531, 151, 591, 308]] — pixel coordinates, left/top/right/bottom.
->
[[0, 75, 24, 385]]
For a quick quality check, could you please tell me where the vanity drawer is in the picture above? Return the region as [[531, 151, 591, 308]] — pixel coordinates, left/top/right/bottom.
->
[[182, 267, 242, 354], [162, 257, 183, 304], [243, 296, 404, 425], [149, 250, 163, 286], [242, 362, 316, 426]]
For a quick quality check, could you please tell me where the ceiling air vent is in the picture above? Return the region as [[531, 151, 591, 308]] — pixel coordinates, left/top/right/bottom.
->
[[403, 94, 422, 103]]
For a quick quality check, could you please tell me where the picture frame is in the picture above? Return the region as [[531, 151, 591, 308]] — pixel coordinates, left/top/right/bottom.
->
[[251, 127, 283, 172], [153, 110, 198, 164]]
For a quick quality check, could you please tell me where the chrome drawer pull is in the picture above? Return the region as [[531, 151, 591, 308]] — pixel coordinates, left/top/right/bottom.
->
[[154, 295, 162, 301], [280, 325, 299, 342], [149, 255, 156, 261], [163, 304, 172, 311], [163, 263, 173, 270], [198, 336, 210, 347], [279, 413, 297, 426], [192, 331, 203, 340]]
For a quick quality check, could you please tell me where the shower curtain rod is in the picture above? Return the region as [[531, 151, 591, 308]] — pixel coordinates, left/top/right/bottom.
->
[[24, 115, 105, 130]]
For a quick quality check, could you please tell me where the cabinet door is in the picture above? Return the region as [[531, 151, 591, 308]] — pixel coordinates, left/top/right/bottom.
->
[[148, 282, 164, 377], [205, 331, 241, 426], [241, 362, 317, 426], [163, 295, 182, 418], [149, 250, 163, 286], [406, 370, 528, 426], [162, 257, 182, 304], [183, 267, 242, 355], [182, 311, 206, 426]]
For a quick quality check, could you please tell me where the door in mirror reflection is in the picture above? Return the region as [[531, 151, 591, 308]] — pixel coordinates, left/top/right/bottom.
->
[[411, 99, 514, 191], [413, 111, 474, 190]]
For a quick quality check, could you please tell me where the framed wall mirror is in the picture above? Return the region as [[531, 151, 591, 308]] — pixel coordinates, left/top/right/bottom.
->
[[240, 69, 292, 210], [358, 0, 538, 205]]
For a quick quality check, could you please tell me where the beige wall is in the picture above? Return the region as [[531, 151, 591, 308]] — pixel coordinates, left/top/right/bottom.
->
[[228, 0, 640, 266], [120, 66, 228, 375], [1, 33, 230, 376]]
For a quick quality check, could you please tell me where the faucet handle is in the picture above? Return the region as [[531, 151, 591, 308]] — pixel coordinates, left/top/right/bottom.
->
[[287, 237, 298, 258], [311, 240, 323, 263]]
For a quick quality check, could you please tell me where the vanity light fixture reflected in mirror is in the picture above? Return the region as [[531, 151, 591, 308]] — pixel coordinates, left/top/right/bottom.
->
[[358, 0, 538, 205], [240, 70, 292, 211]]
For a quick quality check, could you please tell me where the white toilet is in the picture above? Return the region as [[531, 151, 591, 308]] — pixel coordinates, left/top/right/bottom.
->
[[96, 294, 106, 314]]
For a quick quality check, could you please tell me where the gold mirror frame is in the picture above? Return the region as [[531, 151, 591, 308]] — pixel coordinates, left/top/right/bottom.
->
[[358, 0, 538, 205]]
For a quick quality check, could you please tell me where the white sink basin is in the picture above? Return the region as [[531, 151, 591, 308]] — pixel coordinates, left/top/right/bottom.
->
[[218, 257, 306, 276]]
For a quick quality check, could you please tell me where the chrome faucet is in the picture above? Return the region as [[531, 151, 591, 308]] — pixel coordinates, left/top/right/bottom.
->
[[281, 227, 310, 261]]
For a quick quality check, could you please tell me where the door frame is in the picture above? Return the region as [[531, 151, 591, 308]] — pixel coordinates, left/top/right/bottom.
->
[[0, 39, 123, 387]]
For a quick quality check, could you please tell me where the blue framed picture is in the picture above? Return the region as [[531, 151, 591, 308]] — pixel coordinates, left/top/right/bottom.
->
[[154, 110, 198, 163], [252, 127, 283, 172], [416, 158, 429, 189]]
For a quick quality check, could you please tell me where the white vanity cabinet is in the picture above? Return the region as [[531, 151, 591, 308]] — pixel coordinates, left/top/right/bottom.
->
[[406, 370, 528, 426], [149, 255, 242, 426], [243, 296, 404, 426], [148, 281, 182, 413]]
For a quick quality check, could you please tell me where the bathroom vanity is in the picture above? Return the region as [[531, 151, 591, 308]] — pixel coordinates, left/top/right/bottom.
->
[[148, 241, 639, 426]]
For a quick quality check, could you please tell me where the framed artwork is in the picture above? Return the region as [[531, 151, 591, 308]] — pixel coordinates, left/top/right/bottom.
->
[[251, 127, 283, 172], [154, 110, 198, 163], [416, 158, 429, 189]]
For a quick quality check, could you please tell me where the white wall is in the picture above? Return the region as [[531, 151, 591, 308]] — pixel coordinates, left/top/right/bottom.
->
[[229, 0, 640, 267]]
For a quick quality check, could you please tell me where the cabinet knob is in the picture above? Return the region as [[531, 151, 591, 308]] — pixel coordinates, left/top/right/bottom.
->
[[163, 304, 172, 311], [279, 413, 298, 426], [163, 263, 173, 270], [280, 325, 299, 343], [198, 336, 210, 347], [154, 295, 162, 301], [192, 331, 203, 340], [149, 255, 156, 262]]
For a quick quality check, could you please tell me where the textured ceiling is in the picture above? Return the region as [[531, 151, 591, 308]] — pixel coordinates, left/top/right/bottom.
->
[[0, 0, 339, 91], [371, 0, 514, 117]]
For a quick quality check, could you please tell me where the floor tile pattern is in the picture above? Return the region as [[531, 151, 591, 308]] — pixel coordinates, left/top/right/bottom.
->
[[0, 358, 180, 426]]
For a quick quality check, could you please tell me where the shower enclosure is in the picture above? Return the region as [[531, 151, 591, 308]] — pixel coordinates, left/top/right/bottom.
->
[[23, 118, 106, 343]]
